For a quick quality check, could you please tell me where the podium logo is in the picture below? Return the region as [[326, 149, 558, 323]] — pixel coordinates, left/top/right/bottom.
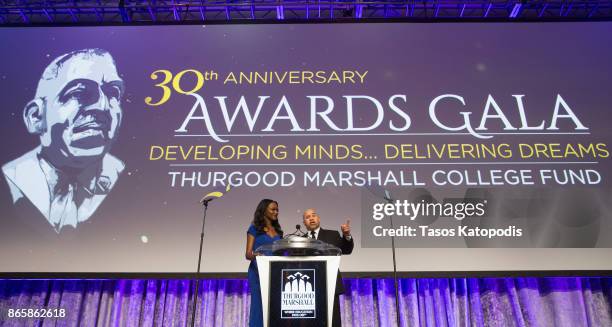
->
[[281, 269, 316, 319]]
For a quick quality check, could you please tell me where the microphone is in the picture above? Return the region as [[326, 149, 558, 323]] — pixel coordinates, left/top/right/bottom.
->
[[199, 195, 217, 205], [295, 224, 308, 237], [198, 185, 232, 205], [285, 224, 306, 238]]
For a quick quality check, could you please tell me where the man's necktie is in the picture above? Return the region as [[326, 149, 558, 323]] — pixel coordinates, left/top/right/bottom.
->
[[310, 231, 316, 239], [49, 181, 78, 232]]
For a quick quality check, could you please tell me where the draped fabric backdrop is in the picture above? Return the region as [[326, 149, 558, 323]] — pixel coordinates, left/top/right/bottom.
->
[[1, 277, 611, 326]]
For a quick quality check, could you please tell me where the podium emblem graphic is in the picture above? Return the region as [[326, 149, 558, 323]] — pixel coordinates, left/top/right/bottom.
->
[[281, 269, 316, 319]]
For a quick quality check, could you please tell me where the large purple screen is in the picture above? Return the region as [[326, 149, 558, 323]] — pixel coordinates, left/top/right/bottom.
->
[[0, 23, 611, 273]]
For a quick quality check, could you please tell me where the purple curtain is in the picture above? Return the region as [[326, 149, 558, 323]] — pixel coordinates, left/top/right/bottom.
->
[[1, 277, 611, 326]]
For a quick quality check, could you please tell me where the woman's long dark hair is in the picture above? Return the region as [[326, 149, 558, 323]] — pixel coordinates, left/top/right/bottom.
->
[[252, 199, 283, 236]]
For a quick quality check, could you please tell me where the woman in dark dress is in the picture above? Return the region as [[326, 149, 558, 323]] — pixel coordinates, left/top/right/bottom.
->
[[245, 199, 283, 327]]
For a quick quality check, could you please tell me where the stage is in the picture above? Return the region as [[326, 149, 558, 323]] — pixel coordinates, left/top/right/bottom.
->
[[2, 276, 611, 326]]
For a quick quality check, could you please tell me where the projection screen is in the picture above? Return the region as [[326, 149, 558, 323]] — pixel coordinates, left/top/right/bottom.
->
[[0, 22, 611, 273]]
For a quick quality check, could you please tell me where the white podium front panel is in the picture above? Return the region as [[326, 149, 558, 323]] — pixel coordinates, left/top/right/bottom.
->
[[256, 256, 341, 327]]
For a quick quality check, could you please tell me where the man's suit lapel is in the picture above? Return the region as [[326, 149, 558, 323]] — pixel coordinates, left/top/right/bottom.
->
[[317, 228, 325, 241]]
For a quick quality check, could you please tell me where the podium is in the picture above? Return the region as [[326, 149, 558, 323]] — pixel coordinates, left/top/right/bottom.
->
[[255, 236, 342, 327]]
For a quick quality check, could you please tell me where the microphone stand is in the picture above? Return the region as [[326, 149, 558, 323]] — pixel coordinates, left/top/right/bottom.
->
[[384, 191, 401, 327], [191, 199, 210, 327]]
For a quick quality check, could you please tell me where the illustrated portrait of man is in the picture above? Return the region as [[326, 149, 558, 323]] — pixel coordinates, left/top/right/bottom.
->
[[2, 48, 125, 233]]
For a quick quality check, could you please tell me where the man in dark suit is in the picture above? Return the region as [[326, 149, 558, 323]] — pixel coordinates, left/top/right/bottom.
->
[[303, 208, 353, 327]]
